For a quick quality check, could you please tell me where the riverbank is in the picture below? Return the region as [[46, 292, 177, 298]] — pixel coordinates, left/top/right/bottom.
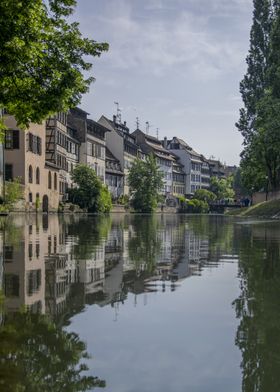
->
[[225, 199, 280, 219]]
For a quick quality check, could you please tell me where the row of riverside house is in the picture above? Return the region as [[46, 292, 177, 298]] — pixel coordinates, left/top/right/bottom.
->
[[2, 108, 234, 212]]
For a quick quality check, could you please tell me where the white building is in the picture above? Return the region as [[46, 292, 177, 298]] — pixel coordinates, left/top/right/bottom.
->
[[166, 137, 210, 196]]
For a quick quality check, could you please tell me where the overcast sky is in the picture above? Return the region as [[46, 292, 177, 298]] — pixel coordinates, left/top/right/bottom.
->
[[74, 0, 253, 165]]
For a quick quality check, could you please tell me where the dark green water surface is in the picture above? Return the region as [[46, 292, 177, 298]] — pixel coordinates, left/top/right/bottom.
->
[[1, 214, 280, 391]]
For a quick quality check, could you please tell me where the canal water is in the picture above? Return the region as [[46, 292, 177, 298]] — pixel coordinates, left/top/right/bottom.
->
[[0, 214, 280, 391]]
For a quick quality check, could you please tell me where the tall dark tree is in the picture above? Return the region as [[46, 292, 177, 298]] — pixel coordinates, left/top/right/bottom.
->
[[236, 0, 272, 145]]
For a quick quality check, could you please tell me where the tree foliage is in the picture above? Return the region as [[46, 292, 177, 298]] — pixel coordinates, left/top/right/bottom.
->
[[4, 177, 23, 209], [69, 164, 112, 213], [234, 223, 280, 391], [0, 311, 105, 391], [236, 0, 272, 145], [209, 176, 235, 200], [0, 0, 108, 128], [128, 155, 164, 213], [238, 1, 280, 191], [194, 189, 217, 203]]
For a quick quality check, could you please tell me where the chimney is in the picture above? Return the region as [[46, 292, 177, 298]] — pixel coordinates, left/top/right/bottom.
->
[[124, 121, 127, 126], [163, 136, 168, 149], [113, 114, 117, 123]]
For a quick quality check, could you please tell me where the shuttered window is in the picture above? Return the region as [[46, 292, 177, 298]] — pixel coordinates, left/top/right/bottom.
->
[[5, 130, 19, 149]]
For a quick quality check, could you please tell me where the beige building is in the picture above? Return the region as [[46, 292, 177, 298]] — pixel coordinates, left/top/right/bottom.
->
[[4, 115, 59, 212]]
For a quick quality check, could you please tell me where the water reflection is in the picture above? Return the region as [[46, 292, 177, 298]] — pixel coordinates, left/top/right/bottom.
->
[[234, 222, 280, 392], [1, 214, 234, 319], [2, 214, 275, 391]]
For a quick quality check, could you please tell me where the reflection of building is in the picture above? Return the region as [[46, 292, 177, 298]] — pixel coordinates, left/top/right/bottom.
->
[[3, 215, 68, 317], [2, 214, 215, 320]]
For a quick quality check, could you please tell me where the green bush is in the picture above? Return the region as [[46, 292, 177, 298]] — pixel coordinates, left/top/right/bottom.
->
[[186, 199, 209, 213], [118, 194, 129, 207], [194, 189, 217, 203], [97, 186, 112, 213], [4, 178, 23, 209], [68, 165, 112, 213]]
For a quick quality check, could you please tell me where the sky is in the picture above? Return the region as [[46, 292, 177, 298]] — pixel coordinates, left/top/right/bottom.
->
[[74, 0, 253, 165]]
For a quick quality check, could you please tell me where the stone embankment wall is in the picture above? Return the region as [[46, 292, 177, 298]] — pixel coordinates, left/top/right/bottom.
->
[[253, 190, 280, 204]]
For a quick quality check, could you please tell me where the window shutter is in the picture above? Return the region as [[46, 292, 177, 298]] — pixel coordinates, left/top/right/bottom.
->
[[37, 137, 42, 155], [13, 130, 20, 149]]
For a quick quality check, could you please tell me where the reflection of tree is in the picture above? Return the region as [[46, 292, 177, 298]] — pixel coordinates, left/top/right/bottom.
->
[[0, 311, 105, 391], [234, 224, 280, 392], [187, 215, 234, 256], [128, 215, 162, 276], [66, 215, 111, 259]]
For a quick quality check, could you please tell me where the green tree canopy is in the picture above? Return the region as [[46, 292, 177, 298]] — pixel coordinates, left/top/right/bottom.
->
[[0, 0, 108, 128], [128, 154, 164, 213], [194, 189, 217, 203], [68, 164, 112, 213], [237, 1, 280, 192], [236, 0, 272, 145], [209, 176, 235, 200]]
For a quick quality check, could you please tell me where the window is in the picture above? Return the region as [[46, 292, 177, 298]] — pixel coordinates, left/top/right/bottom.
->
[[5, 164, 13, 181], [4, 246, 14, 261], [36, 167, 40, 184], [36, 243, 40, 258], [29, 193, 33, 203], [28, 133, 42, 155], [5, 130, 19, 149], [28, 243, 33, 259], [29, 165, 33, 183], [54, 173, 57, 190], [48, 171, 52, 189]]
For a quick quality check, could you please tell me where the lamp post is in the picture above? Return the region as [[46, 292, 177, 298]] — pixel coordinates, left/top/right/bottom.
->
[[265, 175, 269, 201]]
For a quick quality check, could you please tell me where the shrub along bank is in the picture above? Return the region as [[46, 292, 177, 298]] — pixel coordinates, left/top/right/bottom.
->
[[225, 199, 280, 218]]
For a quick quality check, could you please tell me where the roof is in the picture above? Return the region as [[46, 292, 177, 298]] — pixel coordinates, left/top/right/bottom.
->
[[176, 137, 192, 150], [171, 137, 203, 160], [87, 118, 110, 133], [154, 151, 175, 161], [71, 107, 90, 116]]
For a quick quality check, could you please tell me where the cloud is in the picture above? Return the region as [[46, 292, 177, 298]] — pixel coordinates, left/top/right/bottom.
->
[[85, 1, 247, 81]]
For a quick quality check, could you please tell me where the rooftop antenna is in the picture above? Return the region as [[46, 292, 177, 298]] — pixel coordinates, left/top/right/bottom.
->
[[114, 101, 122, 124], [145, 121, 150, 135], [136, 117, 140, 129]]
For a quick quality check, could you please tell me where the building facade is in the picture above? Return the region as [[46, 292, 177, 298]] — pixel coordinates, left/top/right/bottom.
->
[[4, 114, 59, 211], [68, 108, 108, 184], [133, 130, 174, 196], [166, 137, 210, 196], [105, 147, 124, 201], [46, 112, 80, 201], [99, 115, 139, 196]]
